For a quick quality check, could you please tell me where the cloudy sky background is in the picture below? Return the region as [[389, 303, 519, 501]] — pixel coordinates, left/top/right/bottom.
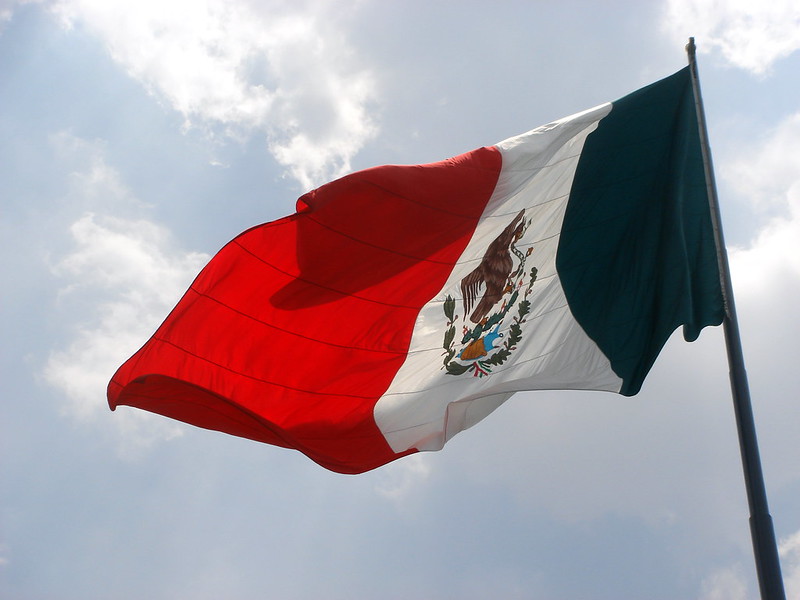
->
[[2, 1, 799, 598]]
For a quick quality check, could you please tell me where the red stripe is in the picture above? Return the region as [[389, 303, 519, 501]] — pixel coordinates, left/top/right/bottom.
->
[[108, 146, 502, 473]]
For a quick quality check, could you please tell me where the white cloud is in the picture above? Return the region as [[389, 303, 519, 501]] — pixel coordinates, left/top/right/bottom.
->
[[663, 0, 800, 74], [724, 112, 800, 215], [780, 529, 800, 600], [0, 0, 40, 30], [45, 212, 208, 452], [727, 112, 800, 331], [48, 0, 377, 189], [697, 566, 749, 600], [0, 2, 13, 27], [46, 214, 208, 409], [373, 454, 432, 505], [725, 114, 800, 419], [49, 131, 142, 212], [694, 527, 800, 600], [43, 136, 210, 454], [716, 112, 800, 600]]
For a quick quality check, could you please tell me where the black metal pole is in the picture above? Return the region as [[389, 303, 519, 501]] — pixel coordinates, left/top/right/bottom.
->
[[685, 37, 786, 600]]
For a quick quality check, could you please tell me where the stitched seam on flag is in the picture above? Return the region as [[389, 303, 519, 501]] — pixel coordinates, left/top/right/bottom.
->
[[568, 170, 676, 199], [449, 194, 569, 267], [558, 166, 691, 242], [470, 201, 565, 227], [186, 287, 408, 355], [118, 387, 382, 446], [230, 241, 433, 309], [292, 215, 469, 265], [150, 335, 381, 400], [568, 129, 674, 159], [405, 287, 565, 355], [433, 268, 558, 309], [453, 235, 557, 269], [489, 193, 568, 213], [346, 178, 491, 219], [379, 333, 609, 407], [495, 148, 583, 175], [555, 265, 694, 355], [414, 271, 561, 321], [380, 392, 512, 434], [119, 388, 275, 435]]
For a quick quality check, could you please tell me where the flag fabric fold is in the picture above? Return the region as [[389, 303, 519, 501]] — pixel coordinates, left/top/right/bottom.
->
[[108, 66, 724, 474]]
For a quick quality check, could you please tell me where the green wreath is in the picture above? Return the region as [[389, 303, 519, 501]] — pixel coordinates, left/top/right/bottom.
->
[[442, 265, 538, 378]]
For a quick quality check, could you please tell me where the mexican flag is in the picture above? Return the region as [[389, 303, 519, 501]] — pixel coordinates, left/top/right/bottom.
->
[[108, 66, 724, 474]]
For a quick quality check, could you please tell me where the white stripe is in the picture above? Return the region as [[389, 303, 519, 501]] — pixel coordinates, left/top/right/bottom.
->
[[374, 103, 622, 454]]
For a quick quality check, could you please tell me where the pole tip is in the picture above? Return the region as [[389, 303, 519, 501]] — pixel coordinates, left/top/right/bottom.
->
[[686, 37, 696, 59]]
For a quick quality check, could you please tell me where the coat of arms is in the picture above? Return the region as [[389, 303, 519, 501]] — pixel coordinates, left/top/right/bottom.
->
[[442, 209, 539, 378]]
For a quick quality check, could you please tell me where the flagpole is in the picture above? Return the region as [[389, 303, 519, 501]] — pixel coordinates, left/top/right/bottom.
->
[[685, 38, 786, 600]]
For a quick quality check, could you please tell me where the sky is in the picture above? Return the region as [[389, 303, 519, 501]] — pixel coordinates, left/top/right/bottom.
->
[[1, 1, 799, 599]]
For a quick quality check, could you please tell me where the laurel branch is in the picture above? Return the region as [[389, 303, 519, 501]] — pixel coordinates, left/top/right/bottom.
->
[[443, 265, 538, 378]]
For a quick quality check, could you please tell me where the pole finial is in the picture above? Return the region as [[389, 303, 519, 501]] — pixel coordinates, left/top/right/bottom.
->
[[686, 37, 696, 62]]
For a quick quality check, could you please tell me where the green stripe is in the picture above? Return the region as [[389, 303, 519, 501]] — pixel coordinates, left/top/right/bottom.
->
[[555, 67, 725, 396]]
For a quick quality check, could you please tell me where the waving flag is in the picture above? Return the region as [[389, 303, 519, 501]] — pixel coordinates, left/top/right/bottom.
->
[[108, 66, 724, 474]]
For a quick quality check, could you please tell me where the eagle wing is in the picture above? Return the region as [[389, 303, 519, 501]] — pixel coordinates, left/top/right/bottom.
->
[[460, 265, 485, 317]]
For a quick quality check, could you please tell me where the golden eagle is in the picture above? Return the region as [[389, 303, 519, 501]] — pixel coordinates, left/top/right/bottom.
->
[[460, 209, 525, 323]]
